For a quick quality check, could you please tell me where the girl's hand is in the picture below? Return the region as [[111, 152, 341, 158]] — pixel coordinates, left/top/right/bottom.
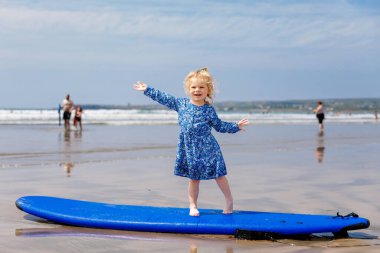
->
[[237, 119, 249, 130], [133, 81, 147, 92]]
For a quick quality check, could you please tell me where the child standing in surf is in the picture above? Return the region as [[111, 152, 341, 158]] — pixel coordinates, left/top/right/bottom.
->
[[133, 68, 249, 216]]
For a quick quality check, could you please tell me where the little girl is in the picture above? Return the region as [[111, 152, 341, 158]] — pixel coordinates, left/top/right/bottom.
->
[[73, 106, 83, 130], [133, 68, 249, 216]]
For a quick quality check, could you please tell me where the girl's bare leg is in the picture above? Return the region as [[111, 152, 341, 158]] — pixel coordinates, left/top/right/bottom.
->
[[215, 176, 233, 214], [188, 180, 200, 216]]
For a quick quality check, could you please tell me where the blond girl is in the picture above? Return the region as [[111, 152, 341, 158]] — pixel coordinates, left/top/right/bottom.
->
[[134, 68, 248, 216]]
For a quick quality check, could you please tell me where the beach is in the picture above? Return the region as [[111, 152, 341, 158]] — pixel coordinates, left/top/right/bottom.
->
[[1, 122, 379, 252]]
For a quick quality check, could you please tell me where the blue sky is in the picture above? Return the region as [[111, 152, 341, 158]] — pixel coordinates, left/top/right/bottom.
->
[[1, 0, 379, 108]]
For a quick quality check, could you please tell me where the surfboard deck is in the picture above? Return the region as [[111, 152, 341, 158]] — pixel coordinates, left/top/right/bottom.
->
[[16, 196, 370, 239]]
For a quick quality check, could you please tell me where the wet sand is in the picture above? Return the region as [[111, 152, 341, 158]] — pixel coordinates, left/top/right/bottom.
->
[[1, 123, 379, 252]]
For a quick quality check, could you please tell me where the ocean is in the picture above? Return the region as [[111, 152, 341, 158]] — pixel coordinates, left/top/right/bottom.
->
[[0, 108, 377, 125]]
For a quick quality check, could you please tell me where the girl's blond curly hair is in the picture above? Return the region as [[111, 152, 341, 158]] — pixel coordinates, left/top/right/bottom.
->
[[183, 68, 215, 104]]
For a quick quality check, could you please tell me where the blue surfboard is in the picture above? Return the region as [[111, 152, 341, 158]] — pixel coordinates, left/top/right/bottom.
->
[[16, 196, 370, 239]]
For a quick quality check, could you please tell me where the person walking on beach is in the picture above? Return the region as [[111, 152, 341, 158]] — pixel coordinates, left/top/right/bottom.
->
[[58, 104, 62, 126], [61, 94, 74, 130], [133, 67, 249, 216], [313, 101, 325, 132], [73, 105, 83, 130]]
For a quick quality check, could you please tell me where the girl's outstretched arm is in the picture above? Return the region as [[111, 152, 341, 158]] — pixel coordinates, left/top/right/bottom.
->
[[133, 81, 179, 111], [210, 107, 240, 133], [210, 106, 249, 133]]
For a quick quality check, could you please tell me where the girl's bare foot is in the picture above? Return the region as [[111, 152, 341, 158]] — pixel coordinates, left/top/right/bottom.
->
[[223, 201, 233, 214], [189, 208, 200, 216]]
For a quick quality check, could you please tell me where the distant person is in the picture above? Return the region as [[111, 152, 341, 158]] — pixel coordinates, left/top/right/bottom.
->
[[375, 110, 378, 121], [61, 94, 74, 130], [73, 105, 83, 130], [313, 101, 325, 132], [133, 67, 249, 216], [58, 104, 62, 126]]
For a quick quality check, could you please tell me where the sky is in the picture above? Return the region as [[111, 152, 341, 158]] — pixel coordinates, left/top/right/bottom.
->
[[0, 0, 379, 108]]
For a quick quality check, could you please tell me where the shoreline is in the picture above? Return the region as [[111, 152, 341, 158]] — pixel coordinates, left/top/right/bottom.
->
[[0, 108, 379, 126]]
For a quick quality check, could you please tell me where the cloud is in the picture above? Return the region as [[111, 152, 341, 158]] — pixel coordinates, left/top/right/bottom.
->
[[0, 0, 379, 70], [1, 1, 378, 45]]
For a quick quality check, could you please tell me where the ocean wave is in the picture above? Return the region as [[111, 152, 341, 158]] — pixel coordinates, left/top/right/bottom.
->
[[0, 109, 377, 125]]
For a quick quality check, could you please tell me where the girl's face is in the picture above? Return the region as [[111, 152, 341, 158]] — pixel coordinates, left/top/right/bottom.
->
[[188, 79, 209, 105]]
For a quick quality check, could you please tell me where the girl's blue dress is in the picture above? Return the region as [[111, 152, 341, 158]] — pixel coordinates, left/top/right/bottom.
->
[[144, 87, 240, 180]]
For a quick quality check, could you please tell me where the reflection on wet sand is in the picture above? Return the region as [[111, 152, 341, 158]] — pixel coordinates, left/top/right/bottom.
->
[[189, 244, 234, 253], [15, 226, 378, 249], [74, 129, 82, 140], [315, 131, 325, 163], [15, 227, 238, 249], [61, 162, 74, 177], [59, 129, 83, 177]]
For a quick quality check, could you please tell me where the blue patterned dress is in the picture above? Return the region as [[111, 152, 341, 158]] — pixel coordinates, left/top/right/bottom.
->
[[144, 87, 240, 180]]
